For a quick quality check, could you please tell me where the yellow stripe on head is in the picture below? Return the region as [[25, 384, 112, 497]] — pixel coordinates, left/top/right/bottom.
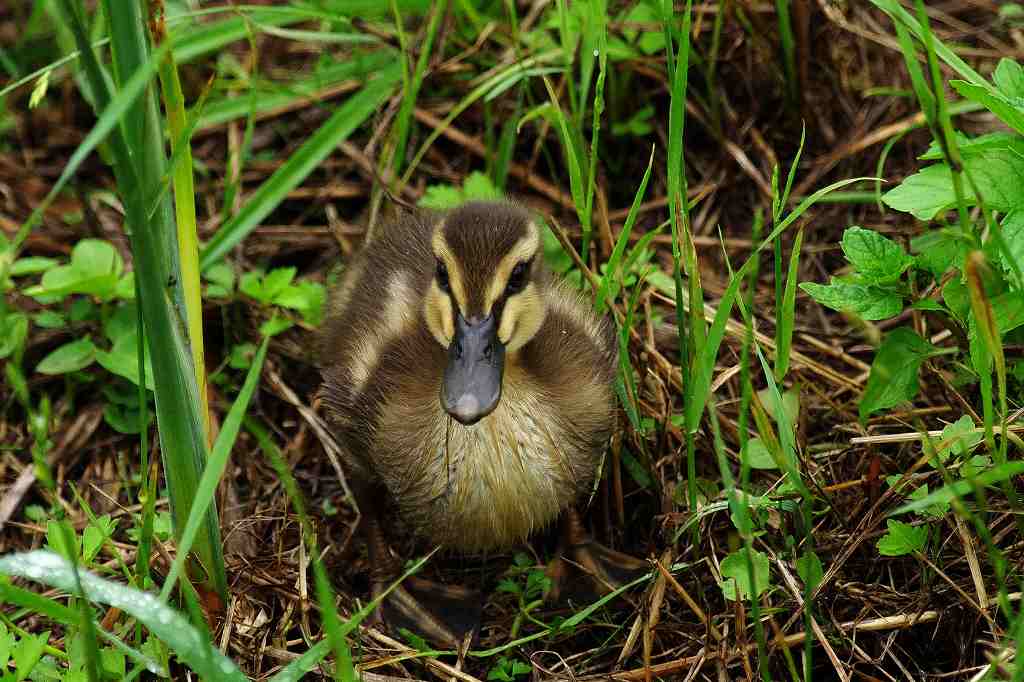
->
[[484, 221, 540, 315], [431, 225, 469, 315]]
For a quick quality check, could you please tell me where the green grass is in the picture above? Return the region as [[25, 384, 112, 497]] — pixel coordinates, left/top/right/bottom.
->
[[0, 0, 1022, 679]]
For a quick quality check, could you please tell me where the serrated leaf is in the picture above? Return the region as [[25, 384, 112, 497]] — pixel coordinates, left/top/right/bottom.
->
[[876, 519, 928, 556], [719, 549, 771, 601], [274, 280, 326, 326], [800, 280, 903, 320], [462, 171, 502, 202], [239, 271, 266, 301], [841, 227, 913, 283], [36, 338, 97, 374], [884, 147, 1024, 219], [994, 58, 1024, 98], [262, 267, 296, 300], [859, 328, 937, 423], [418, 184, 464, 210], [949, 80, 1024, 135]]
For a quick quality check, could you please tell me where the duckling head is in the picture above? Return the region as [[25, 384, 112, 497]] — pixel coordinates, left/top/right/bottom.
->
[[422, 202, 546, 426]]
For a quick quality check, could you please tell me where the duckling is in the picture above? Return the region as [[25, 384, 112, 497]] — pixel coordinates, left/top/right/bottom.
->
[[319, 200, 645, 645]]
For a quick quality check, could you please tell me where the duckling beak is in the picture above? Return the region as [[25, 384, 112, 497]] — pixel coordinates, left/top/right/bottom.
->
[[442, 313, 505, 425]]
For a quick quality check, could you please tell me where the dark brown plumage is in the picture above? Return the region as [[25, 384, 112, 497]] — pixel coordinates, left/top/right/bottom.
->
[[319, 200, 619, 552]]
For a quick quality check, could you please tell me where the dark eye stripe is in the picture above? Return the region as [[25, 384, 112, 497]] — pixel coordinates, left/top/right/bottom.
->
[[436, 260, 450, 292], [504, 259, 531, 296]]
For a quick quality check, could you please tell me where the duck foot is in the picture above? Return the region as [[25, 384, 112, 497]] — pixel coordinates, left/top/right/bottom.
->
[[364, 515, 480, 648], [546, 508, 648, 603], [375, 575, 482, 648]]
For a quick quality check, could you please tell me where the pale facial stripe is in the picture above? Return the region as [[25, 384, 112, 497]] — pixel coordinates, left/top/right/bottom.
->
[[431, 226, 469, 316], [483, 222, 540, 314], [350, 270, 416, 392]]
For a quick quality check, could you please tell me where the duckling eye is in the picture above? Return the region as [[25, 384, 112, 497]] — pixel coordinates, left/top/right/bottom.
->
[[504, 260, 529, 296], [436, 260, 450, 293]]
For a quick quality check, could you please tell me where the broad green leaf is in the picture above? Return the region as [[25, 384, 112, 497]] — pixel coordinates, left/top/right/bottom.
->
[[841, 226, 913, 283], [883, 164, 958, 220], [719, 549, 771, 601], [239, 271, 266, 302], [968, 291, 1024, 373], [795, 550, 823, 591], [998, 210, 1024, 276], [994, 58, 1024, 98], [0, 312, 28, 360], [462, 171, 502, 201], [757, 386, 800, 426], [260, 316, 294, 336], [937, 415, 983, 461], [25, 240, 124, 300], [10, 257, 58, 276], [274, 280, 326, 326], [0, 622, 12, 669], [45, 519, 80, 560], [12, 630, 48, 681], [742, 437, 779, 470], [950, 79, 1024, 135], [419, 184, 464, 210], [96, 333, 154, 391], [541, 222, 573, 274], [228, 343, 257, 370], [911, 228, 966, 278], [960, 454, 992, 480], [72, 239, 123, 279], [859, 328, 937, 423], [894, 461, 1024, 516], [262, 267, 296, 300], [919, 132, 1022, 160], [943, 276, 971, 325], [33, 310, 65, 329], [203, 262, 235, 297], [36, 338, 97, 374], [83, 516, 116, 563], [800, 280, 903, 320], [884, 147, 1024, 219], [0, 551, 245, 680], [876, 519, 927, 556]]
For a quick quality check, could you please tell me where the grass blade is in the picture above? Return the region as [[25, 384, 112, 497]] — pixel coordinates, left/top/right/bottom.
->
[[199, 63, 401, 271], [774, 227, 803, 381], [0, 551, 245, 680], [159, 337, 269, 602], [595, 145, 654, 313]]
